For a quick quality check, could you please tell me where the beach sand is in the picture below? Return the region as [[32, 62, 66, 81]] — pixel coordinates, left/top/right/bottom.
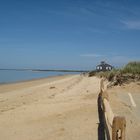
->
[[0, 74, 101, 140], [108, 82, 140, 140]]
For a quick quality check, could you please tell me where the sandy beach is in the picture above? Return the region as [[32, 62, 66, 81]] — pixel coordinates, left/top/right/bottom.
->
[[0, 74, 140, 140], [0, 74, 101, 140]]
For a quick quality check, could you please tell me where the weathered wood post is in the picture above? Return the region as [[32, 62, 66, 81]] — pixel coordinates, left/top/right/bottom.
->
[[112, 116, 126, 140], [100, 78, 105, 93]]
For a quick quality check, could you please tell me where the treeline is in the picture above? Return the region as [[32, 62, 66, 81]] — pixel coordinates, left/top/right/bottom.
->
[[0, 68, 88, 73]]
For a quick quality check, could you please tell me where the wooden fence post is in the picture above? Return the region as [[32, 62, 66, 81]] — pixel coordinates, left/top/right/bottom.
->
[[100, 78, 104, 92], [112, 116, 126, 140]]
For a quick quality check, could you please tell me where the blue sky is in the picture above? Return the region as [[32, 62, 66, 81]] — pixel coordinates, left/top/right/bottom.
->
[[0, 0, 140, 70]]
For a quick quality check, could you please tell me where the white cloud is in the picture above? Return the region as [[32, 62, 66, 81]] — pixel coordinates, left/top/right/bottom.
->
[[80, 54, 103, 58], [121, 20, 140, 30]]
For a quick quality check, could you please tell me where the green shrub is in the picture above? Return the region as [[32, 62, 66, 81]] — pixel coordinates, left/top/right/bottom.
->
[[88, 71, 96, 77], [107, 71, 115, 81]]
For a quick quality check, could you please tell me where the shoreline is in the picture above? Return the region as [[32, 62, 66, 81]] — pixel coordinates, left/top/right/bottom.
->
[[0, 74, 77, 85], [0, 74, 78, 93]]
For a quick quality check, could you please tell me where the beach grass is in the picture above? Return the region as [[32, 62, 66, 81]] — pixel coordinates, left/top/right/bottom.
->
[[89, 61, 140, 82], [121, 61, 140, 74]]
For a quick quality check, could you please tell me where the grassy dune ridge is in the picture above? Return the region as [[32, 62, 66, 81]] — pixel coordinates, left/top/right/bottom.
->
[[89, 61, 140, 85], [121, 61, 140, 74]]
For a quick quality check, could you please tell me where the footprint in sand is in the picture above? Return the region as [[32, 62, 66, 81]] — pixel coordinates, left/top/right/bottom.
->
[[48, 93, 56, 99]]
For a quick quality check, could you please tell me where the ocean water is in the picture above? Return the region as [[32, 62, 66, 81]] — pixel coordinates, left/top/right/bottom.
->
[[0, 70, 79, 84]]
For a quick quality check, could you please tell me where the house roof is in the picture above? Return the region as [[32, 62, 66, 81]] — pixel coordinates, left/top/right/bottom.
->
[[96, 61, 113, 68]]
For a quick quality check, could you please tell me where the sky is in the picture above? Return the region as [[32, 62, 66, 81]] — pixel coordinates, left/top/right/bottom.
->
[[0, 0, 140, 70]]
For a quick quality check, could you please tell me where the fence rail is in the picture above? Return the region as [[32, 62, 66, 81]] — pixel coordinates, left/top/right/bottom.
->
[[99, 78, 126, 140]]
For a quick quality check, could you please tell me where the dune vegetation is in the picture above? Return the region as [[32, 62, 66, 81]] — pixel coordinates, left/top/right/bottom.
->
[[89, 61, 140, 85]]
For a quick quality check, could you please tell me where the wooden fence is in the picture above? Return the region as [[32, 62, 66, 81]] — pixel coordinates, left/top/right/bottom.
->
[[99, 78, 126, 140]]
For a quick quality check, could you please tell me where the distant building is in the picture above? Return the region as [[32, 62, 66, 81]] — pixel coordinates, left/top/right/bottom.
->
[[96, 61, 113, 71]]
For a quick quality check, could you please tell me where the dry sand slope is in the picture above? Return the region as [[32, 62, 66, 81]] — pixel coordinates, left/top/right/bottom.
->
[[0, 75, 100, 140], [108, 82, 140, 140]]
